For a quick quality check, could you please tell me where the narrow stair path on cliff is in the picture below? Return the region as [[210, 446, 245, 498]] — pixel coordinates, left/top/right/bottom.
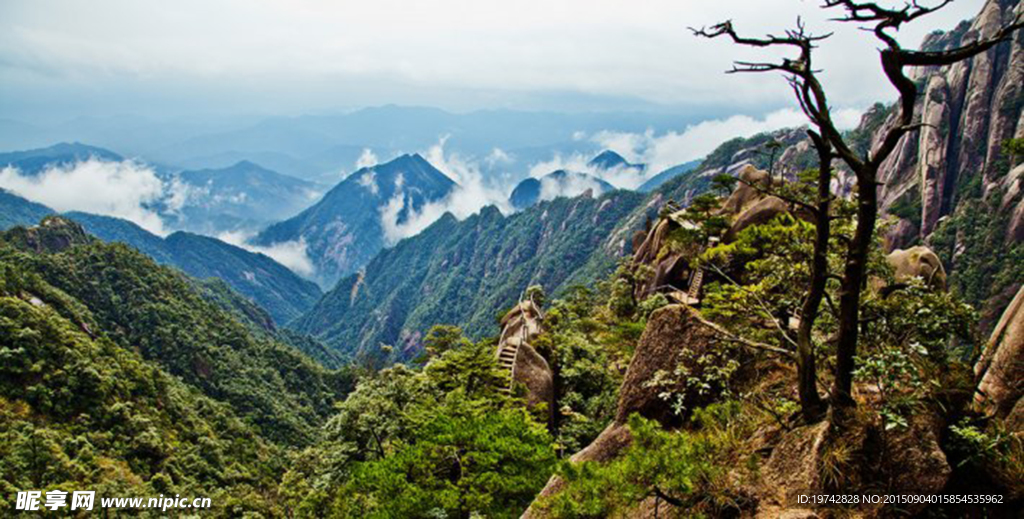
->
[[494, 293, 544, 394]]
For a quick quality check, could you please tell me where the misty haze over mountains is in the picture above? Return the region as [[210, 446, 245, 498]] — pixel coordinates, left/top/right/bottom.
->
[[0, 105, 825, 183], [0, 104, 862, 287]]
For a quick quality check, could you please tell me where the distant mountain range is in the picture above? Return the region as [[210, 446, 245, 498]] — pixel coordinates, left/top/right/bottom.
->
[[587, 150, 645, 172], [0, 142, 124, 175], [0, 143, 325, 237], [637, 160, 702, 192], [509, 170, 617, 210], [165, 160, 323, 235], [254, 153, 457, 288], [0, 190, 320, 324], [293, 190, 645, 358], [292, 129, 803, 358], [0, 142, 706, 293], [0, 107, 716, 184]]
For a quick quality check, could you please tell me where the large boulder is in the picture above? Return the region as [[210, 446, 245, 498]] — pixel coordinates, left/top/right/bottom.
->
[[974, 284, 1024, 429], [514, 343, 555, 419], [615, 304, 727, 425], [522, 305, 737, 517], [885, 246, 947, 291], [757, 411, 949, 517], [720, 165, 771, 216], [521, 423, 633, 518], [761, 421, 832, 508], [724, 195, 791, 243], [882, 413, 951, 503]]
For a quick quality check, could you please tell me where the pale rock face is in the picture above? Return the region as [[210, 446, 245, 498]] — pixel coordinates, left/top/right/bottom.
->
[[1006, 163, 1024, 241], [496, 301, 554, 423], [918, 75, 951, 236], [974, 284, 1024, 430], [886, 246, 948, 291], [779, 0, 1022, 248], [719, 164, 770, 216]]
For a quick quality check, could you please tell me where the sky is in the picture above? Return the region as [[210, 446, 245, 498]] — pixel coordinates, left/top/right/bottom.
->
[[0, 0, 983, 121]]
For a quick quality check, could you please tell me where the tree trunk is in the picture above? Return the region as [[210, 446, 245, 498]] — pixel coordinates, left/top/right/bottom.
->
[[797, 131, 831, 421], [832, 165, 878, 407]]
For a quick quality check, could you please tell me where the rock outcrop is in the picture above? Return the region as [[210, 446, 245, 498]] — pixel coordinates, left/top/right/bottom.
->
[[0, 215, 93, 253], [523, 305, 737, 517], [719, 165, 771, 216], [630, 216, 699, 301], [631, 165, 789, 300], [497, 300, 555, 424], [724, 195, 792, 243], [754, 409, 951, 517], [974, 284, 1024, 430], [885, 246, 948, 290]]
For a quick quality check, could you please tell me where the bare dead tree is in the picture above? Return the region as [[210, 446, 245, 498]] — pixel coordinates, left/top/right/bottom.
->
[[694, 0, 1024, 411]]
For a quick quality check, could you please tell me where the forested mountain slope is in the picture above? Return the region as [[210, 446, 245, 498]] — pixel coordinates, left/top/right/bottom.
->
[[255, 153, 457, 288], [0, 217, 350, 446], [0, 265, 290, 514], [69, 212, 322, 325], [293, 129, 803, 360], [0, 188, 53, 230], [0, 193, 322, 324], [294, 190, 645, 358]]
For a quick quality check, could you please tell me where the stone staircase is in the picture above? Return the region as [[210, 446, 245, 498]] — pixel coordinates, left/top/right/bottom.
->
[[495, 295, 543, 394], [688, 267, 705, 302]]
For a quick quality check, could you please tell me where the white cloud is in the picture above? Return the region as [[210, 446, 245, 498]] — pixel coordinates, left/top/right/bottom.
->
[[355, 148, 378, 169], [218, 230, 316, 277], [163, 176, 199, 214], [0, 0, 983, 117], [591, 107, 863, 175], [832, 108, 865, 131], [356, 169, 379, 195], [485, 148, 513, 167], [538, 173, 608, 202], [526, 152, 646, 191], [380, 136, 512, 244], [0, 159, 169, 235], [520, 106, 862, 193]]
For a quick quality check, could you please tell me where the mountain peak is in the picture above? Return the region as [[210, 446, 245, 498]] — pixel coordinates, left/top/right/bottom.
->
[[588, 150, 645, 172], [0, 215, 93, 254], [0, 142, 124, 175], [231, 159, 264, 170], [589, 150, 627, 168], [509, 170, 616, 210], [255, 151, 458, 287], [365, 153, 456, 188]]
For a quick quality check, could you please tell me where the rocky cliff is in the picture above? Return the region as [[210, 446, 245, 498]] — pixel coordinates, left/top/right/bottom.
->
[[873, 0, 1023, 242], [773, 0, 1023, 329], [975, 284, 1024, 430]]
